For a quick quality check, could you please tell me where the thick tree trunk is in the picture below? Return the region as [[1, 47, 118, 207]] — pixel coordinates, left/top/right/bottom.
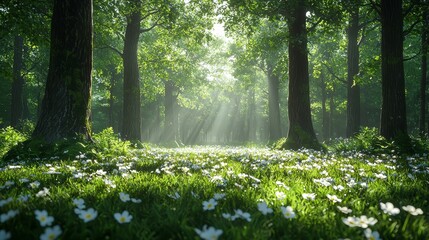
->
[[11, 36, 24, 128], [32, 0, 92, 142], [122, 9, 141, 141], [283, 0, 320, 149], [346, 6, 361, 137], [267, 62, 282, 142], [420, 9, 428, 135], [380, 0, 408, 140]]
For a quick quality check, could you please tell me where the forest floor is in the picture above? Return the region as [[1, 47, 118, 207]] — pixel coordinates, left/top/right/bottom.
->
[[1, 142, 429, 240]]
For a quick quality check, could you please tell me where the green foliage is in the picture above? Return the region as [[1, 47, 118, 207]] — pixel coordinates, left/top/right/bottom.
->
[[0, 126, 27, 158], [331, 127, 397, 154], [331, 127, 429, 155], [0, 146, 428, 239], [92, 127, 132, 158]]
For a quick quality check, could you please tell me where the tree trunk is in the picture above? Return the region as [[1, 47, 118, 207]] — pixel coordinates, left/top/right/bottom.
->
[[11, 35, 24, 128], [122, 9, 141, 141], [420, 8, 428, 135], [247, 87, 256, 141], [163, 81, 178, 142], [267, 61, 282, 142], [329, 90, 334, 138], [320, 72, 329, 140], [346, 5, 361, 137], [109, 65, 117, 129], [32, 0, 92, 142], [380, 0, 408, 140], [282, 0, 320, 150]]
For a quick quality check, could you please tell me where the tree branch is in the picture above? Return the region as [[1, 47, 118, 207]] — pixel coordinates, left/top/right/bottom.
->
[[404, 19, 422, 36], [322, 62, 347, 84], [368, 0, 381, 16], [99, 45, 124, 58]]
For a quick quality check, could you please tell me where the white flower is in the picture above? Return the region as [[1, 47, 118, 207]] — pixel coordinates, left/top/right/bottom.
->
[[119, 192, 130, 202], [222, 213, 233, 220], [73, 198, 86, 209], [213, 193, 225, 200], [194, 225, 223, 240], [234, 209, 251, 222], [275, 191, 286, 201], [302, 193, 316, 200], [380, 202, 400, 215], [257, 202, 273, 215], [337, 206, 353, 214], [78, 208, 98, 222], [374, 173, 387, 180], [36, 187, 50, 197], [327, 194, 342, 203], [281, 206, 296, 219], [168, 192, 180, 200], [114, 210, 133, 224], [202, 198, 218, 211], [0, 210, 19, 223], [30, 181, 40, 189], [131, 198, 142, 203], [0, 230, 11, 240], [342, 216, 358, 227], [0, 197, 13, 207], [357, 215, 378, 228], [40, 225, 61, 240], [18, 194, 30, 202], [402, 205, 424, 216], [364, 228, 382, 240], [35, 210, 54, 227]]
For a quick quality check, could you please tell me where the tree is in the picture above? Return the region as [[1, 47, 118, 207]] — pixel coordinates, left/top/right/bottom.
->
[[10, 35, 24, 127], [420, 6, 428, 135], [32, 0, 93, 142], [122, 2, 142, 141], [379, 0, 408, 140], [282, 0, 320, 149], [346, 2, 361, 137]]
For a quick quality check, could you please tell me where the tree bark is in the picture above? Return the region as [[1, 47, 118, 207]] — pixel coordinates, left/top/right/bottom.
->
[[10, 35, 24, 128], [346, 5, 361, 137], [320, 72, 330, 140], [122, 9, 142, 141], [267, 61, 282, 142], [163, 81, 178, 142], [109, 65, 117, 130], [420, 8, 428, 135], [32, 0, 92, 142], [282, 0, 320, 150], [380, 0, 408, 140]]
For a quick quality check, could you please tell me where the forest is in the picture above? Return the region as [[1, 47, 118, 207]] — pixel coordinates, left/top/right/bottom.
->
[[0, 0, 429, 239]]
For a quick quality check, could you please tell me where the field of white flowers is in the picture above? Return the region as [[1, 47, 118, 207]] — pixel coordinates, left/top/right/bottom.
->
[[1, 146, 428, 239]]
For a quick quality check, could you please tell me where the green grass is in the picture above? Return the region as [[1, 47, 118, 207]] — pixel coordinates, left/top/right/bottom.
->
[[1, 144, 429, 240]]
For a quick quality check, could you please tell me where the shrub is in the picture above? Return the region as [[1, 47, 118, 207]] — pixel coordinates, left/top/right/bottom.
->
[[0, 126, 27, 158]]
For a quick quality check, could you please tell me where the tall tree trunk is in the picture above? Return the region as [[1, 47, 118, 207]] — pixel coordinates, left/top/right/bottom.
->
[[247, 87, 256, 141], [282, 0, 320, 150], [32, 0, 92, 142], [320, 72, 329, 140], [11, 35, 24, 128], [380, 0, 408, 140], [109, 65, 117, 129], [420, 8, 428, 135], [163, 81, 178, 142], [122, 9, 141, 141], [346, 5, 361, 137], [267, 61, 282, 142]]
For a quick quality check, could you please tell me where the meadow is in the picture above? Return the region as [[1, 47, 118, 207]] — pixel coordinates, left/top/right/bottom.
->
[[0, 128, 428, 239]]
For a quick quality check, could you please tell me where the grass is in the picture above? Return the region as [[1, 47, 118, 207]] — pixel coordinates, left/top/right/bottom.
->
[[0, 129, 429, 239]]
